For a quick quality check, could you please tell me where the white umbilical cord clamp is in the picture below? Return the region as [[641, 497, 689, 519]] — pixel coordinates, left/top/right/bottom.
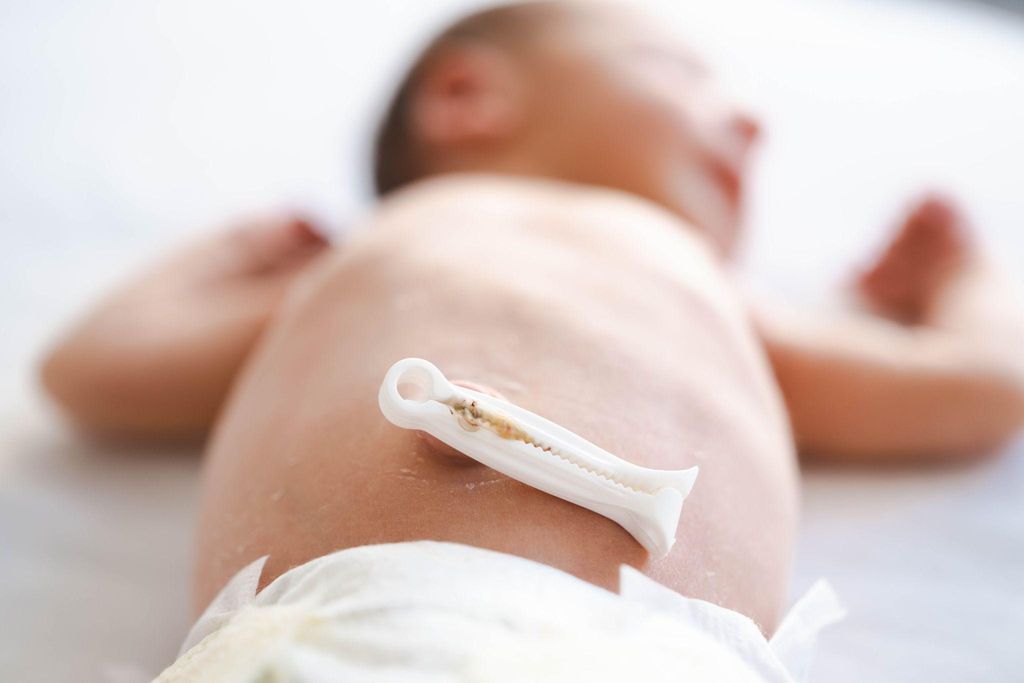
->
[[378, 358, 698, 558]]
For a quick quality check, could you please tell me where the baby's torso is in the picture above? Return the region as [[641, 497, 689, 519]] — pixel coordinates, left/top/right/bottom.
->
[[195, 176, 797, 630]]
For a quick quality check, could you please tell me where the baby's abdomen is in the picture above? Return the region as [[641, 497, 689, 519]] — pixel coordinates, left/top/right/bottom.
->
[[194, 178, 798, 632]]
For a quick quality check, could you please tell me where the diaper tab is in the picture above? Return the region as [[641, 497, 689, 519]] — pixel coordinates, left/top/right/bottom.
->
[[619, 566, 845, 682], [178, 555, 268, 656]]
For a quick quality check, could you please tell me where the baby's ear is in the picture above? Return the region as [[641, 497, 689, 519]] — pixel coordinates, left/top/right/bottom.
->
[[410, 44, 524, 147]]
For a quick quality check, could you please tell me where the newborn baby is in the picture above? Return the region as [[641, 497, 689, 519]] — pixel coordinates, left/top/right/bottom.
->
[[40, 2, 1024, 679]]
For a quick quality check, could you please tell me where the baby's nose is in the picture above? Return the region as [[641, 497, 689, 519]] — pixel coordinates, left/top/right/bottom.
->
[[730, 110, 762, 148]]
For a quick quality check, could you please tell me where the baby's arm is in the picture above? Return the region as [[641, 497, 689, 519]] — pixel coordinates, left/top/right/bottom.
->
[[757, 197, 1024, 463], [40, 214, 329, 440]]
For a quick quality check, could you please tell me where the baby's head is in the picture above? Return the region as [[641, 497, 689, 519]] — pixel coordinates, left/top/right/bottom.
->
[[373, 1, 760, 255]]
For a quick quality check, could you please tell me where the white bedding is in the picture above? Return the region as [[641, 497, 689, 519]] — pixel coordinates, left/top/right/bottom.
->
[[1, 0, 1022, 680]]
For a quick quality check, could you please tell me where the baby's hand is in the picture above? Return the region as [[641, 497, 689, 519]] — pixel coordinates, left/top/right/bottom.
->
[[175, 211, 330, 288], [139, 211, 332, 323], [855, 194, 973, 324], [41, 210, 331, 439]]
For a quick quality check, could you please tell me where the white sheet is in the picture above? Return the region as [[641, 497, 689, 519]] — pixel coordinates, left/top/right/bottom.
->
[[1, 0, 1022, 680]]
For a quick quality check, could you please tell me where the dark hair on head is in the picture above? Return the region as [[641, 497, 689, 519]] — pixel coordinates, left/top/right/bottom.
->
[[372, 2, 560, 196]]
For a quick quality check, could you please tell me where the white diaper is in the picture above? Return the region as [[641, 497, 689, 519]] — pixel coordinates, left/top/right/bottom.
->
[[156, 542, 843, 682]]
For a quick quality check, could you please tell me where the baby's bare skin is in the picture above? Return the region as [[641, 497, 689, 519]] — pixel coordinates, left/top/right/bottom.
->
[[195, 176, 799, 630], [39, 2, 1024, 646]]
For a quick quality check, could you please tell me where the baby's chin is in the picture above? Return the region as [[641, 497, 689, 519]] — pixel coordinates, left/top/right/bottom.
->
[[667, 169, 743, 258]]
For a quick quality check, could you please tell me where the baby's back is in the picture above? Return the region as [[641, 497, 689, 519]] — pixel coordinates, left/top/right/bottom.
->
[[195, 175, 797, 630]]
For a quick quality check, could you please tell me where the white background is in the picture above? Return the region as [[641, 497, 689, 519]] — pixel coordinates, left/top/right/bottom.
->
[[1, 0, 1022, 680]]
